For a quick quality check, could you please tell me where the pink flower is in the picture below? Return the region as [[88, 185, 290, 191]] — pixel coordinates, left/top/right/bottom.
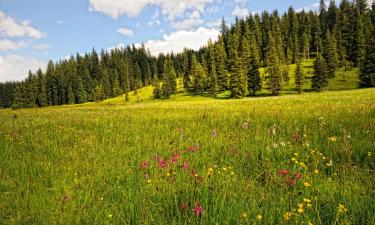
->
[[279, 169, 289, 177], [289, 177, 296, 186], [140, 160, 150, 169], [171, 152, 180, 164], [192, 203, 203, 216], [158, 158, 168, 169], [295, 173, 302, 180], [185, 144, 200, 153], [181, 161, 189, 171]]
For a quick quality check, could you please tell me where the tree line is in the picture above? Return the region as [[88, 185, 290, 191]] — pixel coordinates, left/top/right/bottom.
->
[[1, 0, 374, 108]]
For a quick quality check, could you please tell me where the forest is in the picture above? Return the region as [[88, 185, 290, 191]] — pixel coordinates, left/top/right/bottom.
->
[[1, 0, 375, 108]]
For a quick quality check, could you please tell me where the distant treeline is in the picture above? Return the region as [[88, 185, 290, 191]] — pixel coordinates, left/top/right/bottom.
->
[[1, 0, 374, 109]]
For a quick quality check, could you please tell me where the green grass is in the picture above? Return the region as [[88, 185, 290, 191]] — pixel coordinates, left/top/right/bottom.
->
[[1, 87, 374, 224]]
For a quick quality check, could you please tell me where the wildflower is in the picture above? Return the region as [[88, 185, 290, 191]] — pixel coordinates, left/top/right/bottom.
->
[[147, 179, 151, 183], [140, 160, 149, 169], [291, 157, 297, 162], [108, 214, 113, 218], [368, 152, 372, 157], [283, 212, 292, 221], [289, 177, 296, 186], [269, 126, 276, 136], [207, 168, 214, 176], [314, 169, 319, 174], [338, 204, 348, 213], [256, 214, 262, 220], [303, 182, 311, 187], [326, 159, 333, 167], [299, 162, 307, 168], [294, 152, 299, 156], [191, 169, 198, 177], [230, 171, 235, 176], [171, 152, 180, 164], [298, 203, 304, 213], [328, 136, 337, 142], [303, 198, 311, 203], [279, 169, 289, 177], [295, 173, 302, 180], [181, 161, 189, 171], [63, 194, 70, 202], [307, 203, 313, 208], [242, 213, 248, 219], [180, 202, 189, 210], [308, 222, 314, 225], [192, 203, 203, 216], [223, 167, 228, 171], [242, 122, 249, 129], [158, 158, 168, 168]]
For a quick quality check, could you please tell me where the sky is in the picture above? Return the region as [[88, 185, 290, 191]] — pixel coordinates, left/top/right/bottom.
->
[[0, 0, 373, 82]]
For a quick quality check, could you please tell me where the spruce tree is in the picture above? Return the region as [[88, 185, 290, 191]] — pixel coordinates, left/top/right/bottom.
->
[[247, 33, 262, 96], [359, 33, 375, 87], [295, 59, 305, 94], [214, 37, 230, 91], [228, 32, 247, 98], [323, 30, 339, 78], [312, 54, 329, 91], [266, 31, 283, 96], [67, 85, 75, 104], [191, 54, 206, 95]]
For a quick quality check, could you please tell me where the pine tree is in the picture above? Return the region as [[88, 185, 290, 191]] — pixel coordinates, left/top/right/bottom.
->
[[247, 33, 262, 96], [67, 85, 75, 104], [323, 30, 339, 78], [35, 69, 48, 107], [182, 49, 191, 90], [228, 31, 247, 98], [214, 37, 230, 91], [75, 77, 87, 103], [266, 31, 283, 96], [295, 59, 305, 93], [312, 54, 329, 91], [191, 54, 206, 95], [207, 43, 219, 96], [359, 31, 375, 87], [161, 58, 177, 98], [94, 84, 105, 102], [112, 77, 122, 97]]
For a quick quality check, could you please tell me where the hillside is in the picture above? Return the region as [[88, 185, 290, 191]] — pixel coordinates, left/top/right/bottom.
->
[[1, 88, 374, 224]]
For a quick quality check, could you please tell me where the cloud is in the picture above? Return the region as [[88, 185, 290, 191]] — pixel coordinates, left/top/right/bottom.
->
[[33, 43, 49, 50], [0, 10, 45, 39], [0, 39, 28, 50], [147, 10, 161, 27], [205, 19, 221, 28], [232, 5, 249, 18], [172, 11, 203, 30], [88, 0, 215, 20], [0, 54, 47, 82], [136, 26, 219, 56], [117, 27, 134, 37]]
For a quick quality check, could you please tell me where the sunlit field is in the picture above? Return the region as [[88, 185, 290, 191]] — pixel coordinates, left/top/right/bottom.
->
[[1, 88, 374, 224]]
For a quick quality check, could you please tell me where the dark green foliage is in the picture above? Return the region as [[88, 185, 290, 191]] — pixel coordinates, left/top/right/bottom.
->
[[160, 58, 177, 98], [267, 31, 283, 96], [323, 30, 339, 78], [295, 60, 305, 93], [359, 39, 375, 87], [190, 54, 206, 95], [312, 54, 329, 91], [67, 85, 75, 104]]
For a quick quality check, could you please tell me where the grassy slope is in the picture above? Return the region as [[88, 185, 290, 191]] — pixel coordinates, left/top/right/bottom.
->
[[0, 87, 374, 224]]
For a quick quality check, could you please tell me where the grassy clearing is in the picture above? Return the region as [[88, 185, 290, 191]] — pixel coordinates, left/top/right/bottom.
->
[[0, 88, 374, 224]]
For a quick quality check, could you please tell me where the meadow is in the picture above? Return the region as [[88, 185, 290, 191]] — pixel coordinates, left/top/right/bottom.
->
[[1, 85, 375, 224]]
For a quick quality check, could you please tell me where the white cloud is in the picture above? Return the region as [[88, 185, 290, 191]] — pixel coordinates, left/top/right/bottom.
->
[[88, 0, 215, 20], [172, 11, 203, 30], [148, 10, 161, 27], [0, 39, 28, 50], [136, 26, 219, 56], [0, 10, 45, 39], [232, 5, 249, 18], [205, 19, 221, 28], [117, 27, 134, 37], [0, 54, 47, 82], [33, 43, 49, 50]]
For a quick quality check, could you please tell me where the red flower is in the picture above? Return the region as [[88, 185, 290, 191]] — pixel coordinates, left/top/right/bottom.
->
[[181, 161, 189, 171], [279, 169, 289, 177], [289, 177, 296, 186], [158, 158, 168, 168], [171, 152, 180, 164], [180, 202, 189, 210], [140, 160, 149, 169], [295, 173, 302, 180], [191, 169, 198, 177], [192, 203, 203, 216]]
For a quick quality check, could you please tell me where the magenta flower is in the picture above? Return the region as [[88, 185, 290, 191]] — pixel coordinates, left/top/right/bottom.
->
[[158, 158, 168, 168], [171, 152, 180, 164], [181, 160, 189, 171], [192, 203, 203, 216]]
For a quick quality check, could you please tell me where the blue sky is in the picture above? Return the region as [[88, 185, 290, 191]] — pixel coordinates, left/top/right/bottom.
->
[[0, 0, 366, 82]]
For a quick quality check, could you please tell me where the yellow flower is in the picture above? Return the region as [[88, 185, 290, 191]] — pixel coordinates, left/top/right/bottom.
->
[[147, 179, 151, 183], [304, 182, 312, 187], [294, 152, 299, 156], [108, 214, 113, 218], [283, 212, 292, 221], [303, 198, 311, 203], [291, 157, 297, 161], [256, 214, 262, 220], [230, 171, 235, 176], [368, 152, 372, 157], [297, 207, 304, 213], [314, 169, 319, 174], [166, 172, 170, 176], [299, 162, 307, 168], [242, 213, 248, 219], [307, 203, 313, 208], [338, 204, 348, 213], [328, 136, 337, 142], [223, 167, 228, 171], [308, 222, 314, 225]]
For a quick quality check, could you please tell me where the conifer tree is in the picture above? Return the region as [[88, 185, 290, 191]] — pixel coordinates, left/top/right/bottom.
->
[[323, 30, 339, 78], [161, 58, 177, 98], [191, 54, 206, 95], [67, 85, 75, 104], [295, 59, 305, 93], [359, 28, 375, 87], [94, 85, 105, 101], [75, 77, 87, 103], [228, 32, 247, 98], [312, 54, 329, 91], [266, 31, 283, 96], [35, 69, 48, 107], [214, 37, 230, 91]]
